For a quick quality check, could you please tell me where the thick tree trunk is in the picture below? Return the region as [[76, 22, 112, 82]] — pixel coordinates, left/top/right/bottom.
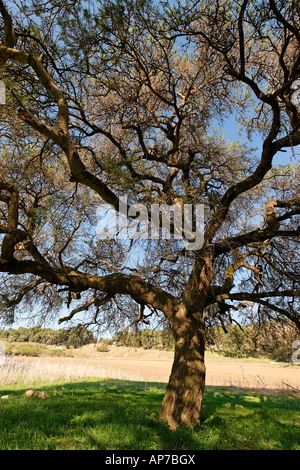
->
[[158, 251, 212, 430], [158, 309, 206, 430]]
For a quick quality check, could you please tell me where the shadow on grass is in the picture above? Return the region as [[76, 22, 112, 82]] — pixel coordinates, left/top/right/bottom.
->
[[0, 379, 300, 450]]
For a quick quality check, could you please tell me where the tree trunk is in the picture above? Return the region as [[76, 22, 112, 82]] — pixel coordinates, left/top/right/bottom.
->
[[158, 309, 206, 430]]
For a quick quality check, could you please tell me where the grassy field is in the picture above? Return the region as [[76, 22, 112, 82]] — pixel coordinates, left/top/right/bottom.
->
[[0, 378, 300, 450], [1, 345, 299, 450]]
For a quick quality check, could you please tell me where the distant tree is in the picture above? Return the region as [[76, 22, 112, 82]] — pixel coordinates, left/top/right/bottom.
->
[[64, 326, 95, 348], [112, 328, 174, 350], [0, 0, 299, 429], [160, 328, 175, 351]]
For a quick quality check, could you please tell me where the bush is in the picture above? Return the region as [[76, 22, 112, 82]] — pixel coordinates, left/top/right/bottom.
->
[[6, 343, 46, 356], [97, 339, 110, 352]]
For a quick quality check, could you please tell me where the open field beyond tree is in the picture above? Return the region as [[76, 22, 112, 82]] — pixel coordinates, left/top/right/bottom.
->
[[0, 346, 299, 450], [2, 345, 299, 392]]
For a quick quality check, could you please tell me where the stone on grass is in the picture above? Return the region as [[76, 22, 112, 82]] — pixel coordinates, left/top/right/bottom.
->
[[25, 389, 48, 398], [25, 390, 39, 397]]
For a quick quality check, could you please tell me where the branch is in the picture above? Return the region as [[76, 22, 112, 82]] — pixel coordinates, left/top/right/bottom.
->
[[0, 45, 131, 214], [0, 45, 68, 134], [2, 278, 45, 308], [214, 290, 300, 327], [58, 293, 114, 324], [0, 259, 180, 317], [220, 250, 263, 293], [269, 0, 300, 43], [216, 289, 300, 303], [272, 129, 300, 152], [204, 99, 281, 243], [238, 0, 248, 76], [214, 225, 300, 257], [0, 181, 27, 259], [58, 216, 82, 267], [0, 0, 16, 47]]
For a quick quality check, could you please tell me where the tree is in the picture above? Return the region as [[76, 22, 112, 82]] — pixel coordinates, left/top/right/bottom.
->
[[0, 0, 299, 429]]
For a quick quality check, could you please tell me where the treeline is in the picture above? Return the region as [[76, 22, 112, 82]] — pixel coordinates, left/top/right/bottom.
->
[[206, 320, 299, 362], [112, 328, 175, 351], [111, 320, 299, 362], [0, 325, 95, 349], [1, 320, 299, 362]]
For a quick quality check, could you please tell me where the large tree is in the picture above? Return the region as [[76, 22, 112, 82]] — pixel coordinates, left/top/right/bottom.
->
[[0, 0, 299, 429]]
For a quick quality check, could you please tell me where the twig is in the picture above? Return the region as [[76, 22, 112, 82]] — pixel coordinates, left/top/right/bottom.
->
[[282, 382, 300, 393]]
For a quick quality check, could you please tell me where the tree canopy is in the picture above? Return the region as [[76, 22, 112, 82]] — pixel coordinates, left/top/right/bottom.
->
[[0, 0, 299, 428]]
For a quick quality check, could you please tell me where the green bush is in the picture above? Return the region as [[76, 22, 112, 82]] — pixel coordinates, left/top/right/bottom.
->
[[6, 343, 46, 356], [0, 325, 96, 349]]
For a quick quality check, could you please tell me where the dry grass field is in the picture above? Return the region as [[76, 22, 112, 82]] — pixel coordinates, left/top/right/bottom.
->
[[1, 344, 299, 392]]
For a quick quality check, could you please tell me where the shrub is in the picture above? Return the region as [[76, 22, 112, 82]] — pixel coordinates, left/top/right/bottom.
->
[[96, 339, 110, 352], [6, 343, 46, 356]]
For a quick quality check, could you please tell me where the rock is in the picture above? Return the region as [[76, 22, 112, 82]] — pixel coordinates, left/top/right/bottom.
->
[[225, 403, 231, 407], [1, 395, 9, 399], [38, 391, 48, 399], [25, 390, 38, 397], [235, 404, 244, 408]]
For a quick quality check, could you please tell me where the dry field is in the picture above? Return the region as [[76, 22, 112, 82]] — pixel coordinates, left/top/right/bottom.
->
[[1, 344, 299, 393]]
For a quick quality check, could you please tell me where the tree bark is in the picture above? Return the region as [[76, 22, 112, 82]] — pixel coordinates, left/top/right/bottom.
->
[[158, 252, 213, 430], [158, 307, 206, 430]]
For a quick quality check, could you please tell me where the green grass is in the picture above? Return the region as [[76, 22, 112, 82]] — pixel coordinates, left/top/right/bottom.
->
[[0, 378, 299, 450]]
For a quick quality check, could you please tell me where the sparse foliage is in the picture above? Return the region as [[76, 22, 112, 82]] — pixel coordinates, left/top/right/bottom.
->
[[0, 0, 299, 428]]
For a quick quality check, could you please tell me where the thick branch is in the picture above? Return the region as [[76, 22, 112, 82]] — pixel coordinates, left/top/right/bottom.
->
[[0, 259, 180, 317], [0, 45, 130, 214], [0, 0, 16, 47], [0, 181, 27, 259]]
